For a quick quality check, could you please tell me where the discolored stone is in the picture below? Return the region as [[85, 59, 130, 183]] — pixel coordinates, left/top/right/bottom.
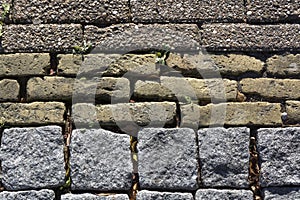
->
[[136, 190, 193, 200], [266, 54, 300, 77], [0, 79, 19, 101]]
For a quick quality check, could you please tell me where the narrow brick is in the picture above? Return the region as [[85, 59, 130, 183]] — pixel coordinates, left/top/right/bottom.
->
[[0, 79, 19, 101], [57, 54, 82, 76], [267, 54, 300, 78], [2, 24, 82, 52], [0, 102, 65, 125], [202, 24, 300, 51], [195, 189, 253, 199], [286, 101, 300, 124], [0, 190, 55, 199], [136, 190, 193, 200], [240, 78, 300, 100], [262, 187, 300, 200], [62, 193, 129, 200]]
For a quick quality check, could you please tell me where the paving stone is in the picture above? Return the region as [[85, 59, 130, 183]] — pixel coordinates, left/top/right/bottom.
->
[[0, 189, 55, 200], [13, 0, 130, 23], [195, 189, 253, 200], [286, 101, 300, 124], [0, 53, 50, 77], [84, 24, 200, 53], [0, 79, 19, 101], [136, 190, 193, 200], [2, 24, 82, 52], [0, 126, 65, 190], [138, 128, 198, 190], [246, 0, 300, 23], [0, 102, 65, 125], [266, 54, 300, 77], [57, 54, 82, 76], [240, 78, 300, 100], [262, 187, 300, 200], [70, 129, 132, 191], [61, 193, 129, 200], [202, 24, 300, 51], [198, 127, 250, 188], [131, 0, 245, 23], [257, 127, 300, 187]]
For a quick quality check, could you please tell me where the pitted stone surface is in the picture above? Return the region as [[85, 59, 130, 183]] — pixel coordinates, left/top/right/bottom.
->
[[266, 54, 300, 78], [70, 129, 132, 191], [57, 54, 82, 76], [0, 126, 65, 190], [257, 128, 300, 187], [0, 189, 55, 200], [262, 187, 300, 200], [195, 189, 253, 200], [198, 127, 250, 188], [0, 79, 19, 101], [286, 101, 300, 124], [138, 128, 198, 190], [136, 190, 193, 200], [61, 193, 129, 200]]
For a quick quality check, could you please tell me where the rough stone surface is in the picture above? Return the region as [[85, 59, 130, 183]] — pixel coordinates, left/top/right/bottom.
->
[[267, 54, 300, 77], [0, 126, 65, 190], [257, 127, 300, 187], [195, 189, 253, 200], [262, 187, 300, 200], [0, 79, 19, 101], [246, 0, 300, 23], [85, 24, 200, 52], [181, 102, 282, 128], [240, 78, 300, 100], [198, 127, 250, 188], [286, 101, 300, 124], [2, 24, 82, 52], [138, 128, 198, 190], [0, 0, 11, 21], [57, 54, 82, 76], [0, 53, 50, 77], [202, 24, 300, 51], [0, 189, 55, 200], [136, 190, 193, 200], [131, 0, 245, 22], [0, 102, 65, 125], [70, 129, 132, 191], [13, 0, 130, 23], [61, 193, 129, 200]]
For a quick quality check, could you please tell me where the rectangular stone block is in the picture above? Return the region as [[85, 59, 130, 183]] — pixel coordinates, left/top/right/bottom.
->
[[195, 189, 253, 199], [0, 102, 65, 125], [286, 101, 300, 124], [202, 24, 300, 51], [136, 190, 193, 200], [0, 126, 65, 190], [70, 129, 132, 191], [131, 0, 245, 22], [257, 128, 300, 187], [266, 54, 300, 78], [240, 78, 300, 100], [198, 127, 250, 188], [13, 0, 130, 23], [84, 24, 200, 52], [57, 54, 82, 76], [0, 189, 55, 199], [138, 128, 198, 190], [61, 193, 129, 200], [0, 53, 50, 77], [2, 24, 82, 52], [262, 187, 300, 200], [0, 79, 19, 101]]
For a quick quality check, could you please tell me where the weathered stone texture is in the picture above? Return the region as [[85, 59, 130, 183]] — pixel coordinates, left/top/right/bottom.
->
[[136, 190, 193, 200], [198, 127, 250, 188], [0, 1, 11, 21], [0, 79, 19, 101], [267, 54, 300, 77], [0, 189, 55, 200], [2, 24, 82, 52], [84, 24, 200, 52], [138, 128, 198, 190], [61, 193, 129, 200], [13, 0, 130, 23], [0, 102, 65, 125], [286, 101, 300, 124], [240, 78, 300, 100], [262, 187, 300, 200], [131, 0, 245, 22], [70, 129, 132, 191], [195, 189, 253, 200], [202, 24, 300, 51], [257, 128, 300, 187], [0, 126, 65, 190], [57, 54, 82, 76]]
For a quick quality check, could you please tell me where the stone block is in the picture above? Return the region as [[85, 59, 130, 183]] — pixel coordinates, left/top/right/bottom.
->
[[266, 54, 300, 77], [195, 189, 253, 200], [262, 187, 300, 200], [0, 79, 19, 101], [61, 193, 129, 200], [136, 190, 193, 200], [0, 189, 55, 200], [57, 54, 82, 76], [286, 101, 300, 124]]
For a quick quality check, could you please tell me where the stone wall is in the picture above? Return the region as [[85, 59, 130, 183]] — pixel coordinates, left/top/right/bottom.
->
[[0, 1, 299, 200]]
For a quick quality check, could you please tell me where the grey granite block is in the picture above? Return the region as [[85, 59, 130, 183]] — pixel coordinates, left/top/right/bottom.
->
[[138, 128, 198, 190], [136, 190, 193, 200], [257, 128, 300, 187], [0, 126, 65, 190], [198, 127, 250, 188], [195, 189, 253, 200], [70, 129, 132, 191], [0, 189, 55, 200], [262, 187, 300, 200], [61, 193, 129, 200]]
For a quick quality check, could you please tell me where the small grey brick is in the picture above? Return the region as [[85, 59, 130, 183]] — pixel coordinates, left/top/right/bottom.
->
[[198, 127, 250, 188], [2, 24, 82, 52], [70, 129, 132, 191], [262, 187, 300, 200], [0, 126, 65, 190], [61, 193, 129, 200], [136, 190, 193, 200], [195, 189, 253, 200], [257, 127, 300, 187], [0, 189, 55, 200], [0, 79, 19, 101], [202, 24, 300, 51], [138, 128, 198, 190]]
